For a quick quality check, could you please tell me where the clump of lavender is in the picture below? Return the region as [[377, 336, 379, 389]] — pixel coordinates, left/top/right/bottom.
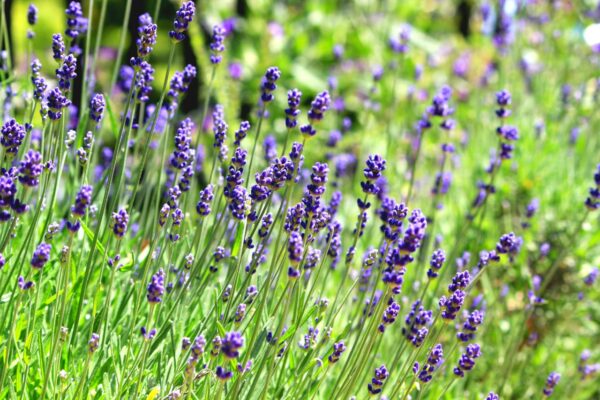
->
[[287, 231, 303, 279], [301, 91, 331, 139], [47, 87, 71, 120], [134, 13, 157, 61], [494, 90, 519, 161], [440, 289, 466, 321], [196, 185, 214, 217], [31, 59, 47, 101], [578, 350, 600, 380]]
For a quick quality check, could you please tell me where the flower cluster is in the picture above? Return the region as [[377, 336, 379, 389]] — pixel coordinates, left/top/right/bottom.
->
[[169, 1, 195, 42], [418, 344, 444, 383], [367, 364, 389, 395], [453, 343, 482, 378]]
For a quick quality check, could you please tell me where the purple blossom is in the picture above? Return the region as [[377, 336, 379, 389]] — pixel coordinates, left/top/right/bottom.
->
[[0, 119, 25, 157], [221, 331, 244, 359], [19, 150, 43, 187], [169, 1, 195, 42], [110, 209, 129, 238], [31, 242, 51, 269], [367, 364, 389, 395], [260, 67, 281, 103], [147, 269, 165, 303], [543, 372, 560, 397], [89, 93, 105, 123], [210, 25, 226, 64], [453, 343, 482, 377], [418, 344, 443, 383]]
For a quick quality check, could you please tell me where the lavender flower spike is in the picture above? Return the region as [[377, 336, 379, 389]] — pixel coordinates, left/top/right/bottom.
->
[[542, 372, 560, 397], [169, 1, 196, 42]]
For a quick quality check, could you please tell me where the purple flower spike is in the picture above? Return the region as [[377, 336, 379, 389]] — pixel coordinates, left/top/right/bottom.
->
[[418, 344, 444, 383], [1, 119, 26, 156], [18, 150, 43, 188], [169, 1, 196, 42], [367, 364, 389, 395], [328, 341, 346, 363], [135, 13, 157, 59], [285, 89, 302, 129], [457, 309, 485, 342], [89, 93, 105, 123], [260, 67, 281, 103], [453, 343, 482, 377], [47, 88, 71, 120], [110, 209, 129, 239], [222, 331, 244, 359], [31, 242, 51, 269], [427, 249, 446, 279], [52, 34, 65, 62], [71, 184, 93, 219], [147, 269, 165, 303], [210, 25, 226, 64], [543, 372, 560, 397]]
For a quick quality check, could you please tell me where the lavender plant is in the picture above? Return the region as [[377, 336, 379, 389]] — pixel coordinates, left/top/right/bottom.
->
[[0, 1, 597, 399]]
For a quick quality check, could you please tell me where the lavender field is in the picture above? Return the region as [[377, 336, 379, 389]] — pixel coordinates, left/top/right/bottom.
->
[[0, 0, 598, 399]]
